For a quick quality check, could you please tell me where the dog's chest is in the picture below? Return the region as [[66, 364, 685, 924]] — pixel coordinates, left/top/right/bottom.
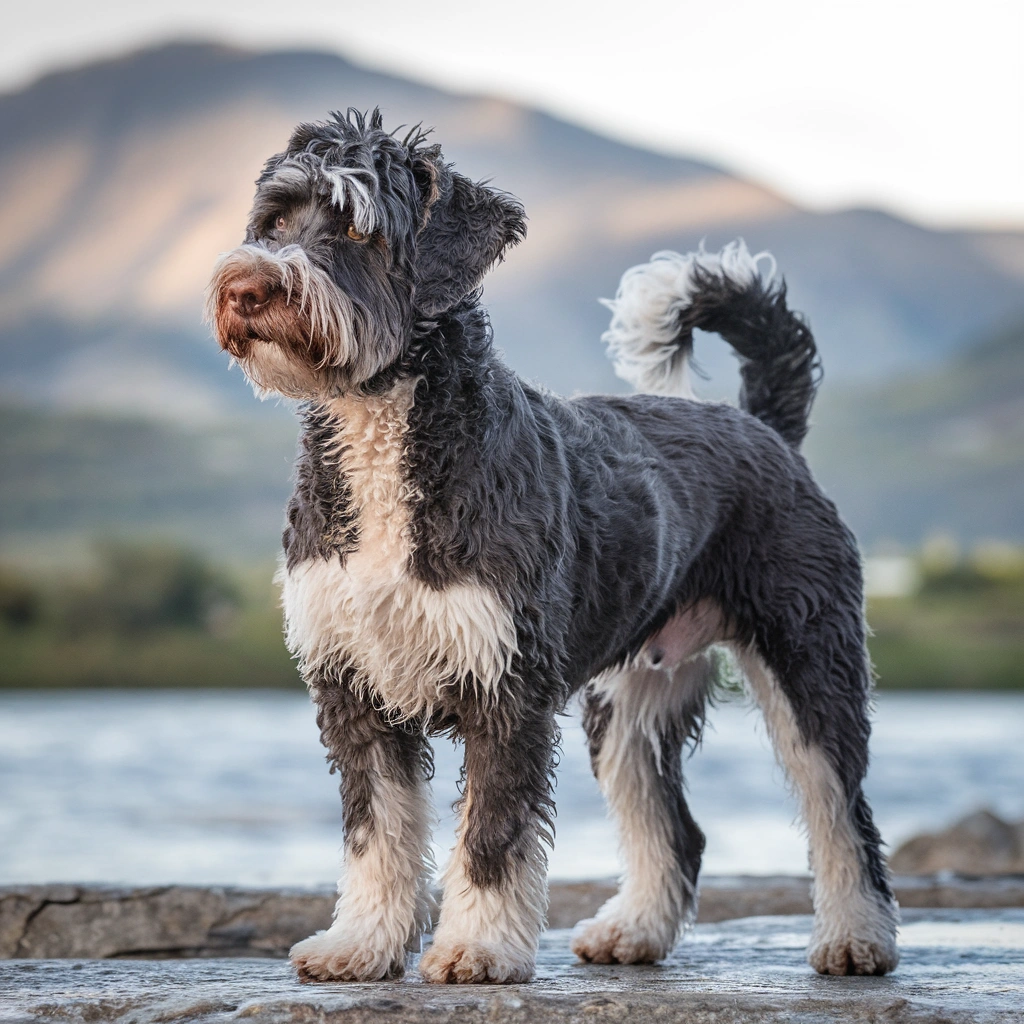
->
[[280, 383, 517, 717]]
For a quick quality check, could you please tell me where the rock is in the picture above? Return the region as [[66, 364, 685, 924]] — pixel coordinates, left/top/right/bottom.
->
[[548, 876, 816, 924], [893, 873, 1024, 910], [891, 810, 1024, 875], [5, 876, 1024, 961], [2, 912, 1022, 1023], [546, 879, 616, 927], [0, 885, 335, 959]]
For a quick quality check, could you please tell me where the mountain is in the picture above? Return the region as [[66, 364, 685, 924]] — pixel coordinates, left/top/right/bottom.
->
[[1, 41, 1023, 420], [1, 41, 1022, 558]]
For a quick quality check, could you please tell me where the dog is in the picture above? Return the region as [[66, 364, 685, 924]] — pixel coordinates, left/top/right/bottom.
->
[[206, 109, 900, 984]]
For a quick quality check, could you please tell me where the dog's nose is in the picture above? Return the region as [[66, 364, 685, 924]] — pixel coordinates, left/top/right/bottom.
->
[[225, 281, 270, 317]]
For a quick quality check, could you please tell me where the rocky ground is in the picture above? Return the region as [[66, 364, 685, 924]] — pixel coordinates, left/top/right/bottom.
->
[[3, 876, 1023, 1022], [2, 912, 1022, 1023]]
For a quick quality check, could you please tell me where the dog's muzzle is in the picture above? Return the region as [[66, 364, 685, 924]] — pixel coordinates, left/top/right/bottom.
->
[[223, 278, 273, 319]]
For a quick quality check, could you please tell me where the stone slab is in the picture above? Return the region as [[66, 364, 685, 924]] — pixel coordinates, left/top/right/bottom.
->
[[4, 876, 1024, 960], [1, 911, 1022, 1023]]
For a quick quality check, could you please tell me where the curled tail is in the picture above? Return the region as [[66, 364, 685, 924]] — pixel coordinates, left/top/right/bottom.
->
[[602, 240, 821, 449]]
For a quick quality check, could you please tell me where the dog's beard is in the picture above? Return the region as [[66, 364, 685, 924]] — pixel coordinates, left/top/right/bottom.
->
[[206, 244, 403, 397], [233, 340, 334, 400]]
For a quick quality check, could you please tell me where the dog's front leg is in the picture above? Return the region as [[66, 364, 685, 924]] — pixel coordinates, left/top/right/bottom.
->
[[290, 681, 434, 982], [420, 705, 556, 984]]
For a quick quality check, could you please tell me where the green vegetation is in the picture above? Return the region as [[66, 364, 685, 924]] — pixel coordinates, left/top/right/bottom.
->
[[0, 542, 297, 689], [1, 538, 1021, 690], [868, 542, 1024, 690]]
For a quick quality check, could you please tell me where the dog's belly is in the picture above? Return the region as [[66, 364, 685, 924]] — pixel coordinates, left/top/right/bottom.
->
[[641, 600, 726, 670], [281, 554, 518, 718]]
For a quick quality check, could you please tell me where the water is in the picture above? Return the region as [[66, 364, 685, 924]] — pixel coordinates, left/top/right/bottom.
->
[[1, 691, 1021, 886]]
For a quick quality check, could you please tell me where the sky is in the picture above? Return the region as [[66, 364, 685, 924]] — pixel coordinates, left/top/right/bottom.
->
[[3, 0, 1021, 228]]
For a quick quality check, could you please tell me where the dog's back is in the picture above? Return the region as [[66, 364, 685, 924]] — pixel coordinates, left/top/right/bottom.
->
[[498, 242, 832, 687]]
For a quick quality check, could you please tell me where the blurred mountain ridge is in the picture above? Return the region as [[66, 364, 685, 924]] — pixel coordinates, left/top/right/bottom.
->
[[1, 40, 1023, 418], [1, 41, 1022, 552], [3, 313, 1022, 555], [807, 314, 1024, 543]]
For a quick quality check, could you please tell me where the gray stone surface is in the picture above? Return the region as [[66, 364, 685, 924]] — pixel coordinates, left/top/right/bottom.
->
[[1, 911, 1022, 1023], [5, 876, 1024, 960], [0, 886, 334, 960]]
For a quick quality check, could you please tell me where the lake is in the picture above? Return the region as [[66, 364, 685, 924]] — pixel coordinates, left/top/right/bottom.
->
[[1, 691, 1021, 885]]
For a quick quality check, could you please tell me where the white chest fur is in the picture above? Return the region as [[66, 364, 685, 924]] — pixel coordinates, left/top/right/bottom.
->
[[279, 381, 517, 718]]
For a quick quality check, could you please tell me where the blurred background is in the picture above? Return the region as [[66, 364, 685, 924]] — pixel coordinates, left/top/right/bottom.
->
[[1, 0, 1022, 887]]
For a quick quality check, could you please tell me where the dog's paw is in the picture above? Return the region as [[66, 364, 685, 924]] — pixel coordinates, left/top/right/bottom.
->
[[289, 929, 405, 982], [570, 916, 669, 965], [808, 935, 899, 976], [419, 939, 534, 984]]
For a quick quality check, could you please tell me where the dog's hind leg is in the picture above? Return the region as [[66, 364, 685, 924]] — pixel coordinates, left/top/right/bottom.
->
[[736, 637, 900, 976], [289, 680, 434, 982], [419, 703, 556, 984], [571, 659, 710, 964]]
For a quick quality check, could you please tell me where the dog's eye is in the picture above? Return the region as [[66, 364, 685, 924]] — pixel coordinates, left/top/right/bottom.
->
[[275, 216, 287, 231], [347, 224, 368, 243]]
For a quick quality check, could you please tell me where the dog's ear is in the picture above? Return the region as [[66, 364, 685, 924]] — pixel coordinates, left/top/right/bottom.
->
[[412, 154, 526, 316]]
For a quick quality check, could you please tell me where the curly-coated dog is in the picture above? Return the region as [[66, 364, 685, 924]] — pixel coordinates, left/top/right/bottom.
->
[[206, 109, 899, 984]]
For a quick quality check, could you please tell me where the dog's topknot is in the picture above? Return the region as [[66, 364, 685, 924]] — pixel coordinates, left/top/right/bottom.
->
[[260, 107, 525, 315]]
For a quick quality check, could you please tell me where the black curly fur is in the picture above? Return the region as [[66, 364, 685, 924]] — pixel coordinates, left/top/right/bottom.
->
[[677, 266, 822, 449]]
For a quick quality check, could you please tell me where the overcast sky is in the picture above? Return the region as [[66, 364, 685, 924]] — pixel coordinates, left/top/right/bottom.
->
[[3, 0, 1021, 227]]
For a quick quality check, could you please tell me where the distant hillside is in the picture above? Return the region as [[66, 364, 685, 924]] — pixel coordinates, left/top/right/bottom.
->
[[0, 404, 296, 559], [806, 316, 1024, 543], [2, 315, 1021, 562], [1, 41, 1023, 419]]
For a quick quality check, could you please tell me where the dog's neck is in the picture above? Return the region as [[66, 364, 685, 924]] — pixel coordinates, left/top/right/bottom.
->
[[287, 299, 507, 570]]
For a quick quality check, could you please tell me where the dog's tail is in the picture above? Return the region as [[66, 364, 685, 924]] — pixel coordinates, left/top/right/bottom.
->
[[601, 240, 821, 449]]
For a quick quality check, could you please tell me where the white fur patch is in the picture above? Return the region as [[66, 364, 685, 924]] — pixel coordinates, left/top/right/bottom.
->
[[420, 793, 547, 984], [601, 239, 774, 397], [281, 381, 518, 719], [320, 164, 378, 234], [270, 157, 378, 235], [736, 646, 900, 975], [572, 660, 710, 964], [588, 655, 712, 769], [228, 339, 323, 401], [290, 772, 434, 981]]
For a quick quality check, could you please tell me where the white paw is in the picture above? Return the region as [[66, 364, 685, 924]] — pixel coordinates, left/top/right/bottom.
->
[[289, 927, 405, 982], [808, 930, 899, 976], [808, 893, 900, 976], [570, 915, 671, 965], [419, 938, 534, 984]]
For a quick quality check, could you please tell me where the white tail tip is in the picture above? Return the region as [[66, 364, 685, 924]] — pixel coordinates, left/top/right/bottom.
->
[[601, 240, 774, 397]]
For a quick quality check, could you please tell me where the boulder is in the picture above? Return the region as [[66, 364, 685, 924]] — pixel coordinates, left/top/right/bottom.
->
[[891, 809, 1024, 875]]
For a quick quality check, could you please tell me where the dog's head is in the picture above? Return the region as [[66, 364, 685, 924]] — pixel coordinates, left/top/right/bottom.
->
[[206, 109, 526, 399]]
